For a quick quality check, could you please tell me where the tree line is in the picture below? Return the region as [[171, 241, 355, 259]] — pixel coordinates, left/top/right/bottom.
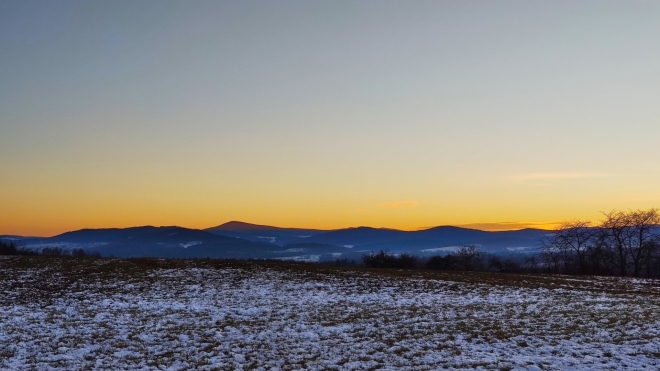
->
[[0, 240, 100, 258], [362, 246, 534, 274], [541, 208, 660, 277]]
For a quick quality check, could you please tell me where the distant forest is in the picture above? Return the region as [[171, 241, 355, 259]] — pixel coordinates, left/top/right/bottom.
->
[[361, 245, 531, 274], [0, 241, 99, 258]]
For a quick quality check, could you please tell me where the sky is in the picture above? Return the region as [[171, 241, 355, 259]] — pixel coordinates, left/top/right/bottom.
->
[[1, 0, 660, 236]]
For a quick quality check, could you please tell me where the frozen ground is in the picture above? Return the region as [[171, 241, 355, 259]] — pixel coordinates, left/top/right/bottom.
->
[[2, 257, 660, 370]]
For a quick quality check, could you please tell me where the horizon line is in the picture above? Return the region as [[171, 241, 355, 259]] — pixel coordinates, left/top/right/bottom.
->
[[1, 220, 560, 238]]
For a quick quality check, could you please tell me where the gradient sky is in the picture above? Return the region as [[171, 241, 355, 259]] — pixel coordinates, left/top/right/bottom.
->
[[2, 1, 660, 236]]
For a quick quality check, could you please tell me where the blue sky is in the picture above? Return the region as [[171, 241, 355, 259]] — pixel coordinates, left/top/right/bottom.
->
[[1, 1, 659, 235]]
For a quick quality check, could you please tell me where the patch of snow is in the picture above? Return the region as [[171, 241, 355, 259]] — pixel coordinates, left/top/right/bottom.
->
[[2, 261, 660, 370], [273, 255, 321, 262], [179, 241, 202, 249], [420, 246, 462, 253], [270, 248, 306, 253], [257, 236, 277, 243], [506, 246, 531, 252], [23, 242, 108, 251]]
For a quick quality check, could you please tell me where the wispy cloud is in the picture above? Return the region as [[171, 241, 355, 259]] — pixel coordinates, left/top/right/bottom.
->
[[378, 201, 418, 208], [511, 173, 611, 181]]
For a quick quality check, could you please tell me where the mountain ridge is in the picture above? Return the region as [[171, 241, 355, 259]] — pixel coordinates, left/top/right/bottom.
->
[[207, 221, 325, 233], [5, 222, 553, 260]]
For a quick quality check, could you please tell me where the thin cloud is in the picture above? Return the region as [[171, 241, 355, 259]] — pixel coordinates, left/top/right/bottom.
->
[[378, 201, 418, 208], [511, 173, 611, 181]]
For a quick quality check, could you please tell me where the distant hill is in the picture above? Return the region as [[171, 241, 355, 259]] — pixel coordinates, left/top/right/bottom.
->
[[0, 235, 44, 242], [0, 235, 33, 241], [7, 222, 552, 260], [275, 225, 549, 254], [23, 226, 276, 259], [205, 221, 326, 246], [207, 222, 550, 255], [298, 227, 408, 248], [208, 221, 298, 232]]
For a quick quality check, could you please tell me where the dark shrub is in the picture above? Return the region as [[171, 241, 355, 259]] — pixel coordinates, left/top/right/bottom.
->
[[426, 254, 457, 270], [363, 250, 418, 269]]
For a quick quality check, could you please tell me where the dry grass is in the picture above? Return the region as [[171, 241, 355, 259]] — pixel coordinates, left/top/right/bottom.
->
[[2, 256, 660, 370]]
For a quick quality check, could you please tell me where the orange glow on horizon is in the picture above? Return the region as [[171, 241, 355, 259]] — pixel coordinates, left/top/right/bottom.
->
[[0, 214, 567, 237]]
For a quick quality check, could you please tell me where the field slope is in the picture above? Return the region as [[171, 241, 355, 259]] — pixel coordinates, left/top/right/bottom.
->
[[2, 257, 660, 370]]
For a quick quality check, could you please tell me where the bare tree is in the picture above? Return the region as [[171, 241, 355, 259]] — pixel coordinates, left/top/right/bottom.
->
[[488, 255, 502, 272], [548, 220, 596, 274], [525, 256, 538, 274], [627, 209, 660, 277], [456, 245, 482, 271], [585, 230, 613, 275], [601, 210, 634, 276], [600, 209, 660, 277], [540, 238, 563, 274]]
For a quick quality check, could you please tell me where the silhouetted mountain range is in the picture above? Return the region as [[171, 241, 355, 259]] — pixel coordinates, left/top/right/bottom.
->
[[1, 222, 551, 261]]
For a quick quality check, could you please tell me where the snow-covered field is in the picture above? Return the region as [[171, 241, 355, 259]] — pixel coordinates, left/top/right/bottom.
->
[[2, 257, 660, 370]]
